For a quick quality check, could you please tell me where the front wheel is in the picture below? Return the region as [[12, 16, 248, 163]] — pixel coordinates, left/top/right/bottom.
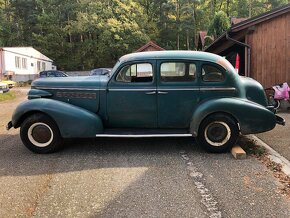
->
[[20, 113, 63, 154], [197, 114, 239, 153]]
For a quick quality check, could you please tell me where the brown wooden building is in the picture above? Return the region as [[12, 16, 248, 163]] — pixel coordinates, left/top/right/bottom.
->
[[136, 41, 165, 52], [205, 4, 290, 88]]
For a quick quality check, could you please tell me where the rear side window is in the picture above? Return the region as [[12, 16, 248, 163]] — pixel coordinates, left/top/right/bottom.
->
[[116, 63, 153, 83], [202, 64, 224, 82], [160, 62, 196, 82], [47, 72, 55, 77]]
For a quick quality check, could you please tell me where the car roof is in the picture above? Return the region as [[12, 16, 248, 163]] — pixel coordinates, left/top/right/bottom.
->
[[119, 51, 222, 63]]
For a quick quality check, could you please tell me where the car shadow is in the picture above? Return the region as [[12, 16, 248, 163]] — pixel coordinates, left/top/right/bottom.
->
[[0, 133, 206, 177]]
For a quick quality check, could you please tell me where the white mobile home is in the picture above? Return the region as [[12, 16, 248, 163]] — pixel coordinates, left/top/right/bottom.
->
[[0, 47, 55, 82]]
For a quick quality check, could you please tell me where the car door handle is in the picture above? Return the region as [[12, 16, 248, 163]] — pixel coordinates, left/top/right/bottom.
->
[[158, 91, 168, 94], [145, 91, 156, 95]]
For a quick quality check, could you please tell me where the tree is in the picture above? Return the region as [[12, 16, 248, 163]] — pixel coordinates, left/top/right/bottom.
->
[[208, 10, 230, 39], [0, 0, 289, 69]]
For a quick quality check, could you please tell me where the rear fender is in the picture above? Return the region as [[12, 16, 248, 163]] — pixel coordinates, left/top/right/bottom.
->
[[190, 98, 276, 136], [12, 98, 103, 138]]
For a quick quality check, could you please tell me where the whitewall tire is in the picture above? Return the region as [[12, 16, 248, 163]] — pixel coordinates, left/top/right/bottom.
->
[[20, 113, 62, 153], [197, 114, 239, 153]]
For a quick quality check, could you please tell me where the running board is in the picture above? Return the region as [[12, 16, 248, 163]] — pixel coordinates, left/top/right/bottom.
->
[[95, 134, 192, 138]]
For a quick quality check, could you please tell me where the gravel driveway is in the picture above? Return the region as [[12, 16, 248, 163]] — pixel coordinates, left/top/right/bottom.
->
[[1, 90, 290, 217]]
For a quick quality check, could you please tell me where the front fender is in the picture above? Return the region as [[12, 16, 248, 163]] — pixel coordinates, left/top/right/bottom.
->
[[12, 99, 103, 138], [190, 98, 276, 136]]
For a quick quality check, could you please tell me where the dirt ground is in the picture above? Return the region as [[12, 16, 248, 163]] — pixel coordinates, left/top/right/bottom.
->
[[0, 88, 29, 134]]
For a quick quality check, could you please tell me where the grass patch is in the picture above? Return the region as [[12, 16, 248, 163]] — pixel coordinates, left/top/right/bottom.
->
[[0, 91, 16, 102]]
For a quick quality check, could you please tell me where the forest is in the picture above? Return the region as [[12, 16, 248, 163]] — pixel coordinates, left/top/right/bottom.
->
[[0, 0, 289, 70]]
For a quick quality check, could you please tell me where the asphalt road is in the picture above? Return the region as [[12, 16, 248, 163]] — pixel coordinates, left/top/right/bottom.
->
[[1, 89, 290, 217], [257, 112, 290, 161]]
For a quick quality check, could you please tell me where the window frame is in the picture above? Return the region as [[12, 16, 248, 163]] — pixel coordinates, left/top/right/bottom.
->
[[159, 60, 197, 84], [15, 56, 21, 69], [42, 62, 46, 71], [22, 58, 27, 69], [37, 61, 41, 71], [114, 62, 154, 84], [201, 62, 226, 83]]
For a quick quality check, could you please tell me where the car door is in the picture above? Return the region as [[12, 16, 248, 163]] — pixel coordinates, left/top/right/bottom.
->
[[199, 61, 234, 100], [157, 60, 200, 128], [106, 60, 157, 128]]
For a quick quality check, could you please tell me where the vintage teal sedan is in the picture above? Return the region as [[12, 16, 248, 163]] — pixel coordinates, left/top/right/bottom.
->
[[7, 51, 285, 153]]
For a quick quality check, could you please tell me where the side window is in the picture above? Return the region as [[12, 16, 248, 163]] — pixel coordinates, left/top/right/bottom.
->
[[116, 63, 153, 83], [202, 64, 225, 82], [47, 72, 54, 77], [160, 62, 196, 82]]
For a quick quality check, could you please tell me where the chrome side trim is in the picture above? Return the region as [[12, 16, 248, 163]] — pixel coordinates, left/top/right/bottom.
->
[[109, 88, 199, 91], [200, 87, 236, 91], [95, 134, 192, 138], [108, 88, 156, 91], [158, 88, 199, 91], [34, 86, 235, 92], [34, 86, 104, 91]]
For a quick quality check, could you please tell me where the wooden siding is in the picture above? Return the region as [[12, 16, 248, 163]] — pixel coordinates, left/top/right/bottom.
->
[[247, 13, 290, 88]]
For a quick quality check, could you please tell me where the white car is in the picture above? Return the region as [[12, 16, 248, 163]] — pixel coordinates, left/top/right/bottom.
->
[[0, 82, 9, 93]]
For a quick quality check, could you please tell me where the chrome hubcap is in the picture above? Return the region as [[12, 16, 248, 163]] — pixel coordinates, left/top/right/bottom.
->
[[28, 123, 53, 147], [204, 121, 231, 147]]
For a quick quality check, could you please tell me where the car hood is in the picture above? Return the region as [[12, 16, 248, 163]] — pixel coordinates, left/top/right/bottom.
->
[[2, 80, 16, 84], [31, 76, 110, 90]]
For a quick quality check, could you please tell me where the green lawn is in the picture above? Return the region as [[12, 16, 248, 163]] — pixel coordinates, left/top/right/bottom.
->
[[0, 91, 16, 102]]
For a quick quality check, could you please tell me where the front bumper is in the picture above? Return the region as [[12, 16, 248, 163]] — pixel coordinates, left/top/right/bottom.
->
[[276, 115, 285, 126], [6, 121, 13, 130], [0, 88, 9, 93]]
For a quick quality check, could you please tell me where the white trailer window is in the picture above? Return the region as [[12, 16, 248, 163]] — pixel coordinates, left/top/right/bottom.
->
[[42, 62, 46, 70], [37, 61, 41, 71], [22, 58, 27, 69], [15, 56, 21, 69]]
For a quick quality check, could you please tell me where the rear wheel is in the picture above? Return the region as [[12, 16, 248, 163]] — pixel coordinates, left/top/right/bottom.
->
[[197, 114, 239, 153], [20, 113, 63, 154]]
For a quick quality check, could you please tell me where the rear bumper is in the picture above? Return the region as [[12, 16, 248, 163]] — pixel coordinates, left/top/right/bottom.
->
[[267, 105, 284, 125], [276, 115, 285, 126], [266, 105, 276, 113]]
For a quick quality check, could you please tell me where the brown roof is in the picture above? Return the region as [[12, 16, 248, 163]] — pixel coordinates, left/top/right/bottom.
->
[[136, 41, 165, 52], [230, 3, 290, 32], [230, 17, 247, 25], [206, 3, 290, 52]]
